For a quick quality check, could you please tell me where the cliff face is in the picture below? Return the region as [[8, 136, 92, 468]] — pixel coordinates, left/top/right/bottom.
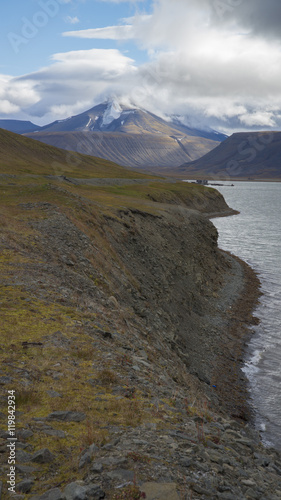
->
[[1, 177, 280, 499], [104, 208, 227, 375]]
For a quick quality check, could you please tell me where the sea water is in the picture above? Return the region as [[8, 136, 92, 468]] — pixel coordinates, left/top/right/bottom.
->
[[210, 181, 281, 451]]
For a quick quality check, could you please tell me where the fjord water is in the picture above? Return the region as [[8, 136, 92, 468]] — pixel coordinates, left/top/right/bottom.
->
[[212, 182, 281, 451]]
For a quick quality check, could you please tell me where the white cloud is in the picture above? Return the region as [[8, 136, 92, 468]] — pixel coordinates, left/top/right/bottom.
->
[[63, 25, 134, 39], [239, 111, 277, 128], [0, 100, 20, 114], [0, 75, 40, 115], [65, 16, 80, 24], [2, 0, 281, 131], [8, 49, 137, 123]]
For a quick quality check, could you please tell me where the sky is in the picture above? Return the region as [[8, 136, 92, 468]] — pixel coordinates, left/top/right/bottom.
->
[[1, 0, 281, 133]]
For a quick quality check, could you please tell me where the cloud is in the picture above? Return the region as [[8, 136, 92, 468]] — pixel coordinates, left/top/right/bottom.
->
[[63, 25, 134, 39], [65, 16, 80, 24], [239, 111, 277, 128], [210, 0, 281, 39], [0, 74, 40, 115], [5, 49, 137, 123], [2, 0, 281, 132]]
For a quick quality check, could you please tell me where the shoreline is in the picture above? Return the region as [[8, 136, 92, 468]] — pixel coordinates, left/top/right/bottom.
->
[[212, 251, 262, 423]]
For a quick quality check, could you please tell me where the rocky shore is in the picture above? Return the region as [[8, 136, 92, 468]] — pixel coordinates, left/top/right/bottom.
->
[[0, 184, 281, 499]]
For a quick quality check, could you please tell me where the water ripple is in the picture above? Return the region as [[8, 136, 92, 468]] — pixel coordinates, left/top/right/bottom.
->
[[212, 181, 281, 451]]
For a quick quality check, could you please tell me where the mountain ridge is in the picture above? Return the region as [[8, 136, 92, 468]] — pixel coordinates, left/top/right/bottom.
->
[[0, 119, 39, 134], [37, 100, 227, 142], [176, 131, 281, 179]]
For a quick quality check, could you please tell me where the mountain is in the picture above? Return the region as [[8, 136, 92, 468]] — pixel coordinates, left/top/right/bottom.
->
[[0, 119, 40, 134], [37, 100, 227, 141], [0, 127, 153, 179], [24, 101, 225, 168], [176, 131, 281, 179]]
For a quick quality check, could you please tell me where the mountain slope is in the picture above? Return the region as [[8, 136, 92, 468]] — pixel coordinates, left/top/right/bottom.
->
[[24, 101, 224, 168], [24, 130, 219, 169], [0, 128, 153, 179], [176, 131, 281, 179]]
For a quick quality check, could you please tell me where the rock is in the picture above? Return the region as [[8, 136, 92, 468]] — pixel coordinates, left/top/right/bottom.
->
[[217, 493, 239, 500], [79, 451, 91, 469], [16, 464, 37, 475], [85, 484, 105, 499], [245, 488, 260, 499], [17, 441, 32, 450], [47, 411, 86, 422], [31, 448, 55, 464], [272, 464, 281, 475], [141, 482, 180, 500], [30, 488, 63, 500], [16, 449, 33, 463], [179, 458, 192, 468], [241, 479, 256, 487], [89, 443, 99, 456], [107, 468, 135, 482], [90, 462, 103, 473], [207, 450, 223, 465], [0, 481, 2, 498], [191, 483, 213, 496], [16, 479, 34, 493], [100, 456, 127, 467], [43, 429, 66, 438], [108, 296, 119, 308], [253, 453, 270, 467], [78, 443, 100, 469], [132, 365, 141, 371], [17, 429, 34, 440], [63, 482, 87, 500]]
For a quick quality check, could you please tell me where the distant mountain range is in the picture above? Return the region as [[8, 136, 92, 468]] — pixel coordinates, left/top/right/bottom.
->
[[0, 119, 39, 134], [176, 132, 281, 179], [0, 100, 226, 169]]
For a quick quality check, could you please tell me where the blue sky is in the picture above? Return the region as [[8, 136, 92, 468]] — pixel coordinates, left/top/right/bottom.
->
[[2, 0, 150, 75], [1, 0, 281, 132]]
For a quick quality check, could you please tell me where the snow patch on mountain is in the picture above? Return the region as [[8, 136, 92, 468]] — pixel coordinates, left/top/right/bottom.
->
[[102, 100, 122, 127]]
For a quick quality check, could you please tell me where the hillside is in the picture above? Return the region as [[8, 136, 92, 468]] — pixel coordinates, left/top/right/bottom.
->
[[0, 128, 155, 179], [23, 101, 224, 168], [24, 130, 220, 169], [1, 131, 281, 499], [176, 131, 281, 180]]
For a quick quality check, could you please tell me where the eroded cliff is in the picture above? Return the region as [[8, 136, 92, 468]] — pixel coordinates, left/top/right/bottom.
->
[[0, 175, 280, 499]]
